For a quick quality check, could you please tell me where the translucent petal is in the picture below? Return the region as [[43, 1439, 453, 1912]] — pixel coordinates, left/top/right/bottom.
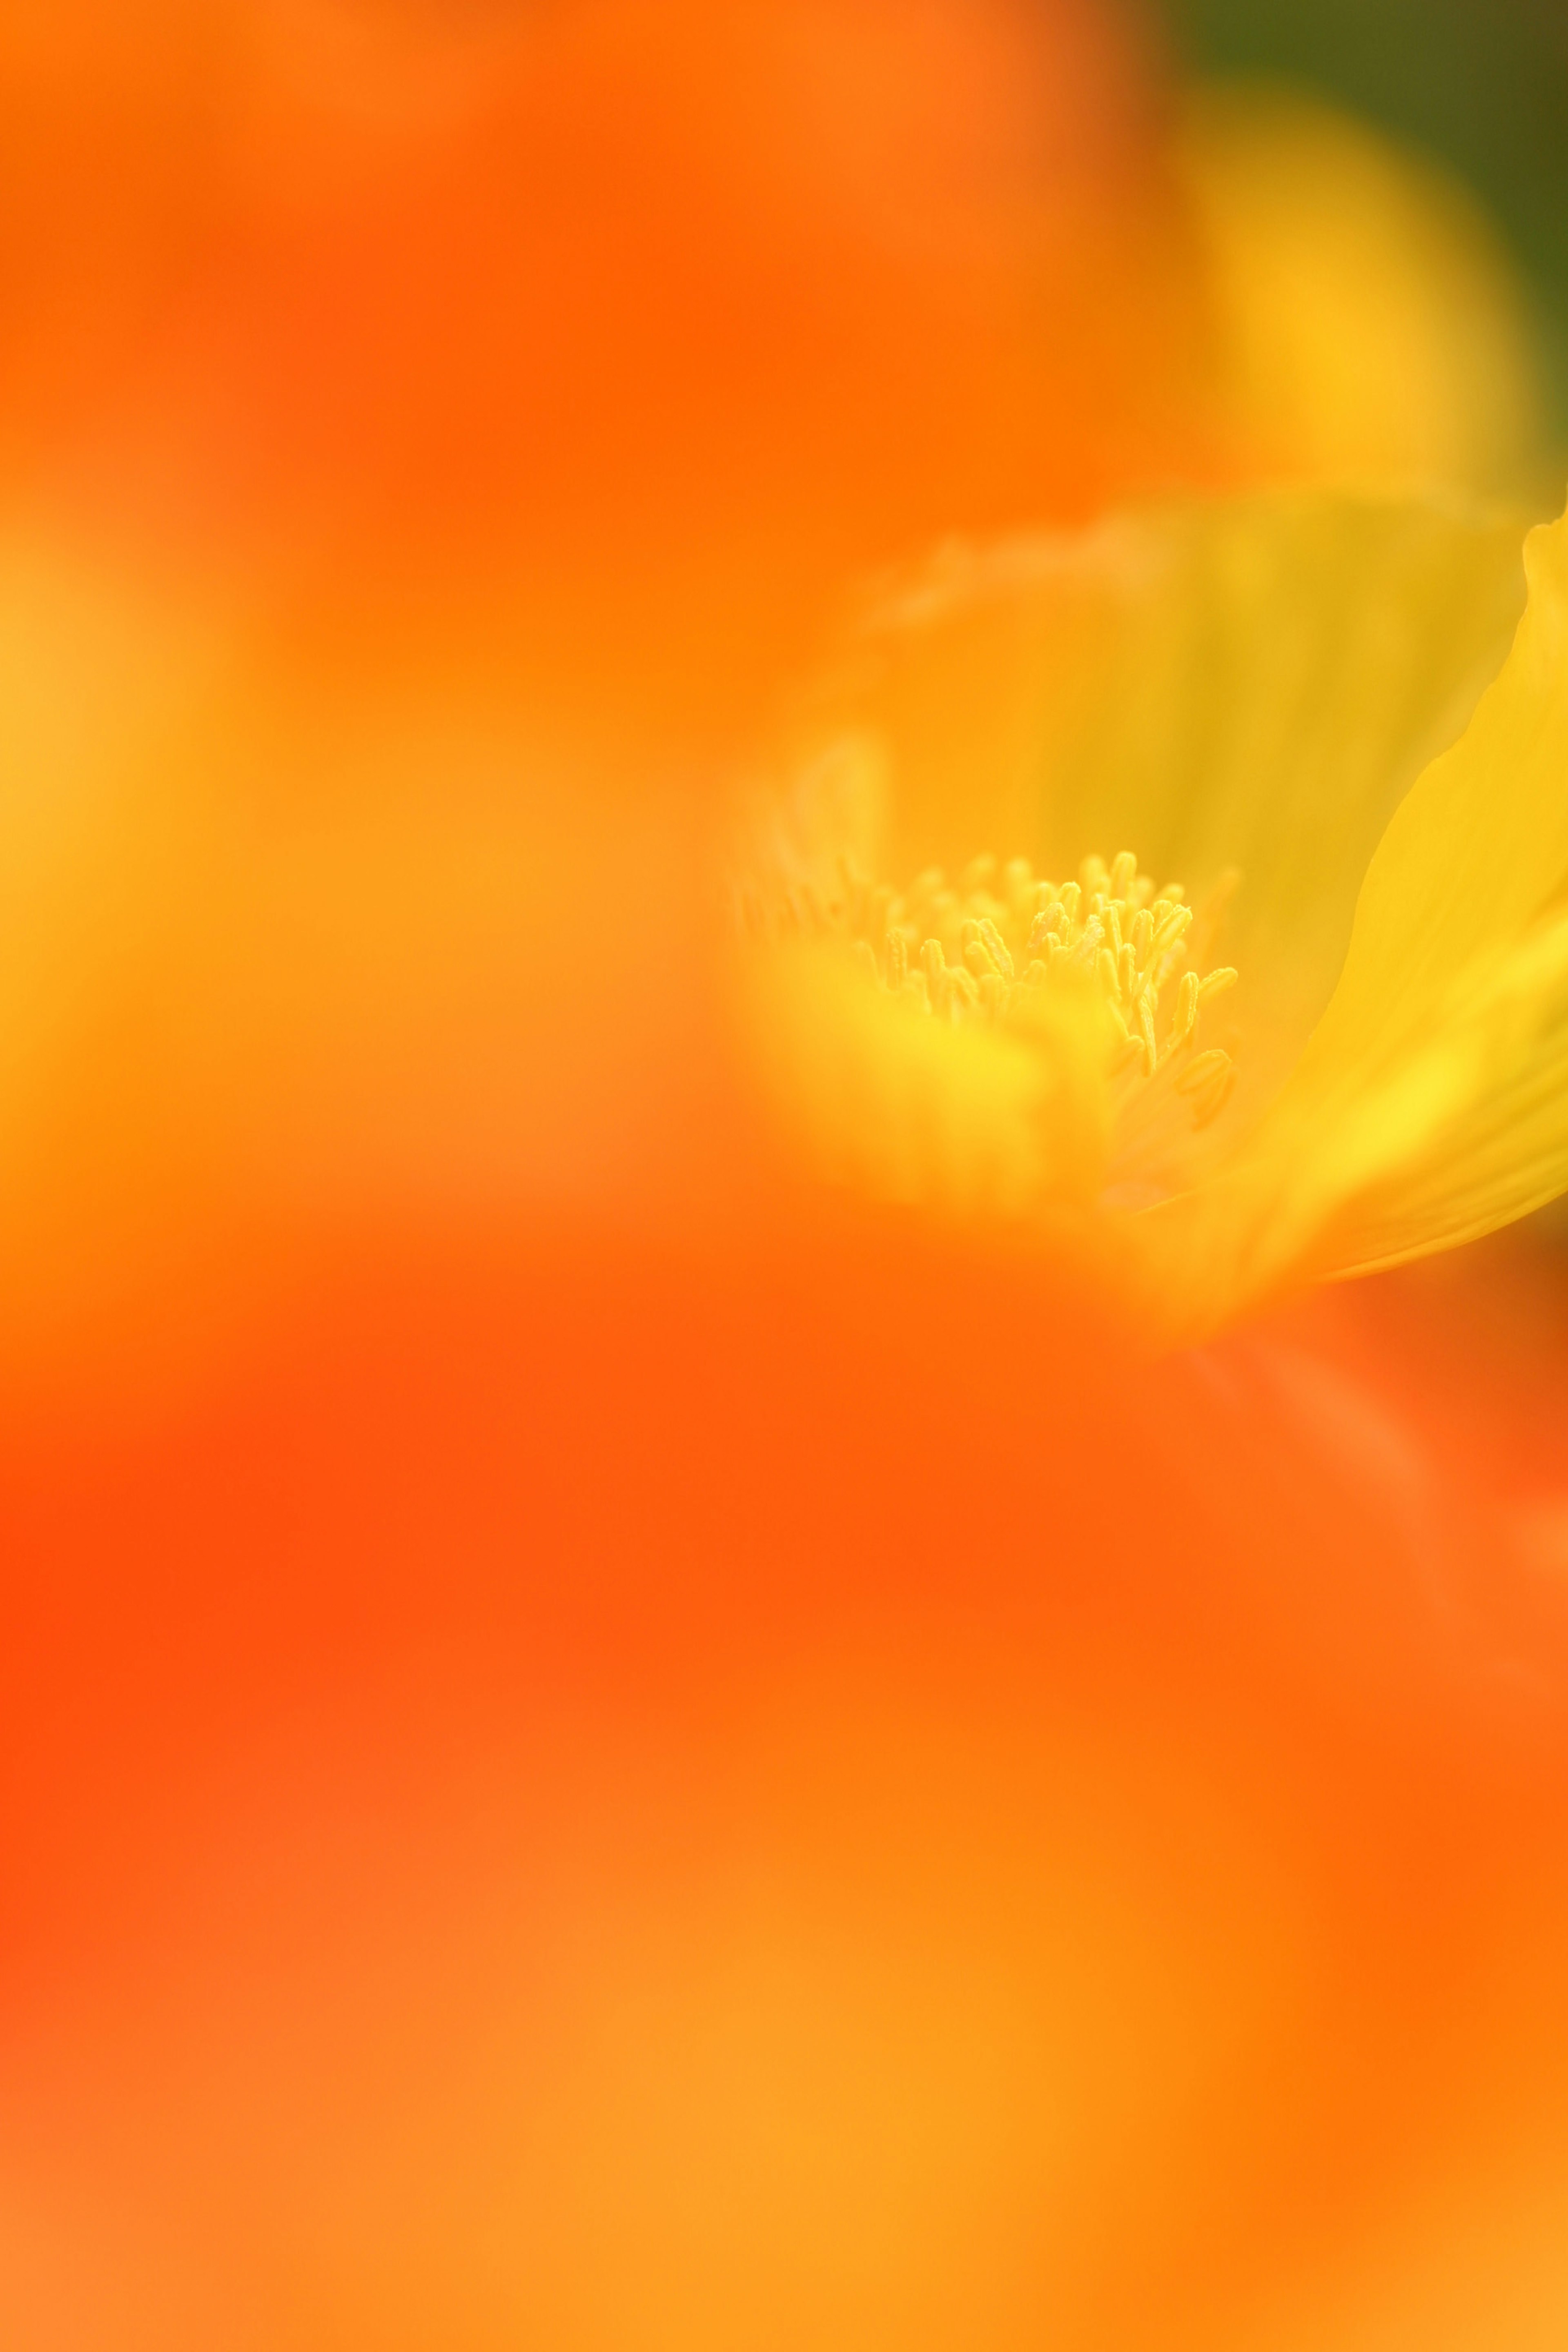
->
[[1281, 507, 1568, 1068], [801, 491, 1528, 1139], [1217, 503, 1568, 1294], [1256, 912, 1568, 1281], [1327, 1027, 1568, 1275]]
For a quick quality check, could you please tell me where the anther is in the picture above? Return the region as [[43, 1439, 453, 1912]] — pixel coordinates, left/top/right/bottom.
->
[[1139, 997, 1158, 1077], [962, 920, 1004, 981], [977, 916, 1015, 981], [1069, 918, 1104, 972], [1169, 969, 1199, 1049], [1118, 942, 1136, 1003]]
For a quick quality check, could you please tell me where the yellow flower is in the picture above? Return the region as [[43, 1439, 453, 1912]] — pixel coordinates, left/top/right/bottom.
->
[[740, 487, 1568, 1337]]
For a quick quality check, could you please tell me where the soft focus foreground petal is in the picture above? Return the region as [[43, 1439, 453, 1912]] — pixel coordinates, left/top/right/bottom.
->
[[1183, 501, 1568, 1305], [742, 937, 1113, 1224], [0, 537, 731, 1394], [771, 492, 1526, 1162], [0, 0, 1223, 748], [2, 1215, 1568, 2346], [0, 0, 1228, 1381], [1175, 85, 1546, 499]]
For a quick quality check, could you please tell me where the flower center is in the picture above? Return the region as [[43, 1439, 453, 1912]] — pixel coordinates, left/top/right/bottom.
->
[[830, 847, 1240, 1129]]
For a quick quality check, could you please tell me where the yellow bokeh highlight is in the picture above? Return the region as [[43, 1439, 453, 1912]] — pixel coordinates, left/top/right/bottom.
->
[[1178, 85, 1546, 498]]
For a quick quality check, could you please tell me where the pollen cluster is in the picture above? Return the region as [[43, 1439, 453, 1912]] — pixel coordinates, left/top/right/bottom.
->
[[770, 847, 1241, 1130]]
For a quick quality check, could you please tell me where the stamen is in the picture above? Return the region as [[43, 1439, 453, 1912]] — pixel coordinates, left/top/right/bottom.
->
[[977, 916, 1015, 982], [1118, 942, 1136, 1003], [1131, 907, 1153, 968], [1138, 996, 1159, 1078], [781, 840, 1244, 1145], [1168, 969, 1199, 1051], [1153, 905, 1192, 958], [1059, 922, 1093, 980]]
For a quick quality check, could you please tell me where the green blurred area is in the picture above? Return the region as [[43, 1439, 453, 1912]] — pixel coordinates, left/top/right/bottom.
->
[[1163, 0, 1568, 432]]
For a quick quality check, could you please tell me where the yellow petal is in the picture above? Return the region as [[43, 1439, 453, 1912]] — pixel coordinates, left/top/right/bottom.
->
[[1321, 918, 1568, 1275], [1293, 507, 1568, 1058], [1211, 501, 1568, 1295]]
